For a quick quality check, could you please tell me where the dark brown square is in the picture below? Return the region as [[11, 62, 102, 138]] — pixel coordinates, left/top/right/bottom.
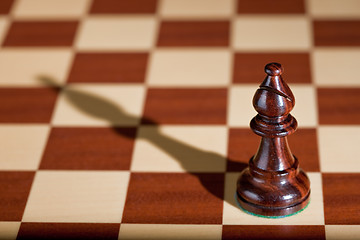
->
[[222, 225, 325, 240], [157, 21, 230, 47], [323, 173, 360, 224], [0, 0, 13, 14], [227, 128, 319, 172], [17, 223, 120, 240], [314, 20, 360, 46], [0, 171, 34, 221], [90, 0, 157, 13], [67, 53, 148, 83], [0, 88, 58, 123], [288, 128, 320, 172], [142, 88, 227, 124], [227, 128, 258, 172], [122, 172, 224, 224], [40, 127, 136, 170], [3, 21, 78, 47], [318, 88, 360, 124], [233, 53, 311, 83], [237, 0, 305, 14]]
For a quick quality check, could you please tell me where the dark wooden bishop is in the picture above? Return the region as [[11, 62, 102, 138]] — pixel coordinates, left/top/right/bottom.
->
[[236, 63, 310, 217]]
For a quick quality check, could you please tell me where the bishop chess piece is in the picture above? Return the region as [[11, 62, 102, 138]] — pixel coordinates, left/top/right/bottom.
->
[[236, 63, 311, 217]]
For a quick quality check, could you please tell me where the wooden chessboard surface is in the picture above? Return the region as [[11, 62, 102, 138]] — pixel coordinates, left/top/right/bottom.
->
[[0, 0, 360, 239]]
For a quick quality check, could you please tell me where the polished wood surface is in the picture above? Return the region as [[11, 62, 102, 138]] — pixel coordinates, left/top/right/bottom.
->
[[236, 63, 311, 216]]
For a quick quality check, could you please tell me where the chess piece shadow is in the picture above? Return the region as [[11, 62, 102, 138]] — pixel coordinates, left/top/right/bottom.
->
[[38, 76, 248, 210]]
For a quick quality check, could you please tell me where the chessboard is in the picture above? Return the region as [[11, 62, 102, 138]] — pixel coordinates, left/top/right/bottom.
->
[[0, 0, 359, 239]]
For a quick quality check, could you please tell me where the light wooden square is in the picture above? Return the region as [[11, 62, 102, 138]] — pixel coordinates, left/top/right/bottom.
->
[[14, 0, 90, 19], [313, 49, 360, 86], [326, 225, 360, 240], [77, 17, 157, 50], [147, 49, 231, 87], [319, 126, 360, 173], [233, 16, 311, 51], [131, 126, 227, 172], [160, 0, 234, 19], [22, 171, 130, 223], [0, 125, 49, 170], [0, 49, 72, 86], [0, 222, 21, 240], [52, 84, 145, 126], [308, 0, 360, 19]]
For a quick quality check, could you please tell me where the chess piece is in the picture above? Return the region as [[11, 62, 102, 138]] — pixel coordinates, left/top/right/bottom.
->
[[236, 63, 310, 217]]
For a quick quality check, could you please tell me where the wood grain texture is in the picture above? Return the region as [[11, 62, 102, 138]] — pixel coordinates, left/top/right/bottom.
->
[[318, 88, 360, 124], [3, 21, 78, 46], [323, 173, 360, 224], [0, 88, 58, 123], [223, 225, 325, 240], [237, 0, 305, 14], [67, 53, 148, 83], [90, 0, 157, 13], [0, 172, 34, 221], [122, 173, 224, 224], [314, 20, 360, 46], [233, 53, 311, 83], [17, 223, 120, 240], [40, 128, 136, 170], [142, 88, 227, 124], [157, 21, 230, 46]]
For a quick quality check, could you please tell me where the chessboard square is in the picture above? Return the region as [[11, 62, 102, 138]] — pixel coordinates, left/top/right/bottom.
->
[[290, 85, 318, 127], [14, 0, 89, 19], [288, 128, 320, 172], [0, 17, 9, 45], [22, 171, 130, 223], [0, 125, 49, 170], [237, 0, 305, 14], [0, 88, 58, 123], [67, 53, 148, 83], [131, 126, 227, 172], [227, 128, 257, 172], [322, 173, 360, 224], [233, 16, 311, 50], [40, 127, 136, 170], [309, 0, 360, 18], [313, 49, 360, 86], [119, 224, 222, 240], [233, 53, 311, 83], [52, 84, 145, 126], [318, 88, 360, 125], [90, 0, 157, 14], [223, 172, 324, 225], [0, 171, 34, 221], [122, 173, 224, 224], [143, 88, 227, 124], [157, 21, 229, 47], [160, 0, 233, 18], [0, 222, 21, 240], [147, 50, 231, 86], [3, 21, 78, 46], [228, 85, 257, 127], [325, 225, 360, 240], [0, 49, 72, 86], [76, 17, 156, 50], [319, 127, 360, 173], [222, 225, 325, 240], [314, 20, 360, 46], [17, 222, 120, 240], [0, 0, 14, 14]]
